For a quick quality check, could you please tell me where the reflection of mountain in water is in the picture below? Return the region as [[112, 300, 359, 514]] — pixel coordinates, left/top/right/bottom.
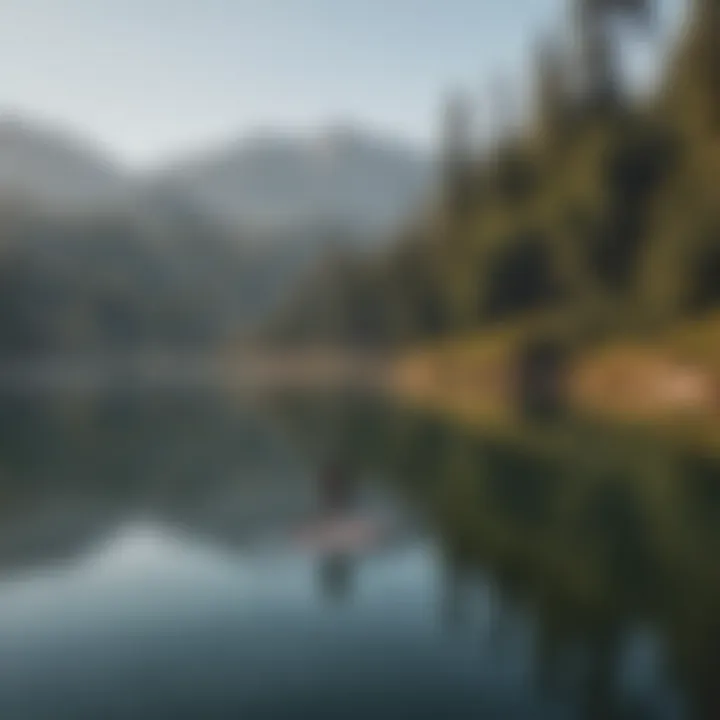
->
[[0, 389, 718, 717], [0, 389, 310, 570], [0, 389, 411, 572]]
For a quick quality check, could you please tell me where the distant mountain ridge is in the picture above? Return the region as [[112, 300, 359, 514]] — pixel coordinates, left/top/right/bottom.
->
[[0, 114, 432, 238], [0, 113, 433, 356], [0, 115, 130, 211], [151, 125, 431, 235]]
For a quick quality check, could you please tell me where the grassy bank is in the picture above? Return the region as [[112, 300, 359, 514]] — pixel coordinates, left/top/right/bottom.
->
[[393, 311, 720, 451]]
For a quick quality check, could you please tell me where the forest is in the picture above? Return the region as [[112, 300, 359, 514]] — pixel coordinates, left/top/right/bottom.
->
[[271, 0, 720, 360], [0, 200, 322, 360]]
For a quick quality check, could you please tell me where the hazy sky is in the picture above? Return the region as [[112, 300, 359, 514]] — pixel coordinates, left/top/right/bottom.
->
[[0, 0, 681, 168]]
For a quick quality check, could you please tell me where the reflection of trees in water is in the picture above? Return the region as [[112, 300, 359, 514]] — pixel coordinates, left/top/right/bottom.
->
[[439, 437, 720, 718], [0, 390, 293, 499], [273, 393, 720, 719], [5, 388, 719, 716], [0, 389, 302, 565]]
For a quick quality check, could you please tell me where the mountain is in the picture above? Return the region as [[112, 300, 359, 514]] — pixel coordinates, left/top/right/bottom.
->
[[0, 115, 431, 239], [151, 125, 432, 237], [0, 116, 433, 356], [0, 115, 129, 211]]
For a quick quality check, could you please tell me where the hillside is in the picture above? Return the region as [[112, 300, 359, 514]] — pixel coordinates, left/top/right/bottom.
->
[[0, 116, 432, 358], [272, 0, 720, 357], [0, 115, 129, 211], [150, 125, 431, 237], [0, 113, 430, 240]]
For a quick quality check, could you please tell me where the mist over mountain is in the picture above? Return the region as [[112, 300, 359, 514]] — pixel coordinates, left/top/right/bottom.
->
[[0, 114, 431, 239], [151, 125, 432, 236], [0, 116, 130, 212], [0, 113, 432, 357]]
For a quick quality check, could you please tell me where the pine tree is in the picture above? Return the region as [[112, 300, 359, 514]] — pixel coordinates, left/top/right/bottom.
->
[[694, 0, 720, 131], [440, 92, 474, 218], [536, 37, 568, 150], [575, 0, 653, 107]]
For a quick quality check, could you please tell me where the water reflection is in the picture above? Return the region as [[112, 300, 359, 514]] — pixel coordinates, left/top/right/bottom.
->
[[0, 388, 715, 718], [319, 554, 354, 604], [315, 460, 356, 605], [269, 392, 720, 720]]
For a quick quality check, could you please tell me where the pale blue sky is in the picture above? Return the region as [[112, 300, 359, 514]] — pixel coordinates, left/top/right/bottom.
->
[[0, 0, 682, 168]]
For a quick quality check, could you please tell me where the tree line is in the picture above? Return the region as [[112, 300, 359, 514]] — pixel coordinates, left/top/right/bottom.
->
[[271, 0, 720, 352]]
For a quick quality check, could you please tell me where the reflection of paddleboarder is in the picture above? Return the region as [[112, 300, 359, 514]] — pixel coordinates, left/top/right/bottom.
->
[[316, 459, 355, 604], [320, 553, 353, 604]]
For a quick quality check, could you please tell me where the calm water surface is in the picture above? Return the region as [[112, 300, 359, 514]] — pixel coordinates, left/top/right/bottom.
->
[[0, 388, 717, 719]]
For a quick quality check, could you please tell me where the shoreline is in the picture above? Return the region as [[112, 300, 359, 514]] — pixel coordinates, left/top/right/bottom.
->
[[3, 341, 720, 454]]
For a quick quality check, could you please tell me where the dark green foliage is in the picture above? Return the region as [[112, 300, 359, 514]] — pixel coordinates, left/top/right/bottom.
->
[[273, 0, 720, 351], [0, 206, 305, 358], [484, 236, 562, 318], [688, 237, 720, 311]]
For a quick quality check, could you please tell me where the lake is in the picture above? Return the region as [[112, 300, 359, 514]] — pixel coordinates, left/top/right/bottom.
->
[[0, 386, 717, 719]]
